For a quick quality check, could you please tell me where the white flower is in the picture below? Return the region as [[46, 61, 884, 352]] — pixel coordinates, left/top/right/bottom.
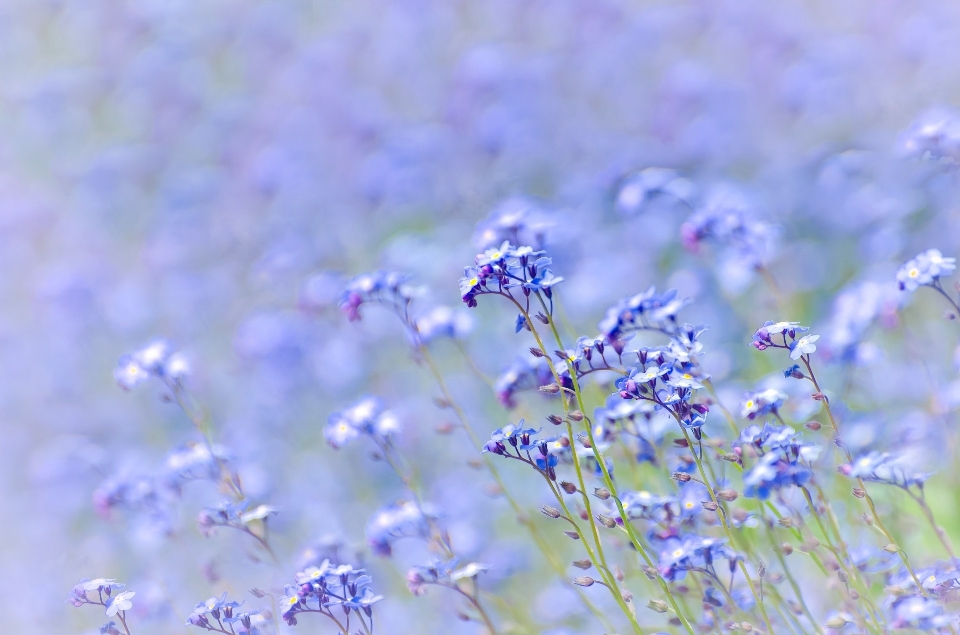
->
[[105, 591, 136, 617], [790, 334, 820, 360], [451, 562, 491, 580]]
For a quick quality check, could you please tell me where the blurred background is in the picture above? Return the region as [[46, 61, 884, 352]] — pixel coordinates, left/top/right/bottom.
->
[[6, 0, 960, 633]]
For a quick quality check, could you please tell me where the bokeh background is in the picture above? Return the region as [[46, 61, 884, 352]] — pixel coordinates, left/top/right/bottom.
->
[[6, 0, 960, 633]]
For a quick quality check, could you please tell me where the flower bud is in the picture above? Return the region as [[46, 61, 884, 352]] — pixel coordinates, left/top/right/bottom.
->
[[646, 599, 668, 613], [572, 560, 592, 570], [801, 538, 820, 552], [672, 471, 692, 482], [778, 517, 794, 528], [837, 570, 848, 583], [539, 383, 560, 394], [560, 481, 578, 494], [642, 566, 658, 580], [614, 565, 624, 582], [541, 506, 562, 519], [883, 543, 899, 554], [702, 501, 719, 511], [572, 576, 595, 587], [593, 487, 611, 500], [596, 514, 617, 528], [717, 489, 739, 502], [852, 487, 865, 498], [825, 616, 849, 628], [805, 421, 822, 431], [568, 410, 584, 422], [546, 414, 563, 426], [529, 347, 545, 358], [781, 543, 794, 555], [564, 531, 580, 540]]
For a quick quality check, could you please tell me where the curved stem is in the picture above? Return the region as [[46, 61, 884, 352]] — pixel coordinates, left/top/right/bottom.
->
[[526, 294, 696, 635], [801, 355, 927, 595], [418, 345, 615, 631]]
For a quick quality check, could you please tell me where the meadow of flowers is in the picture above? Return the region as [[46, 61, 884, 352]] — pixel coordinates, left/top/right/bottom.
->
[[8, 1, 960, 634]]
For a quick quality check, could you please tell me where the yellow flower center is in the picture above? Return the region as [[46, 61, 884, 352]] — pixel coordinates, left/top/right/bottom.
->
[[469, 277, 478, 286], [909, 268, 919, 278], [746, 400, 754, 409]]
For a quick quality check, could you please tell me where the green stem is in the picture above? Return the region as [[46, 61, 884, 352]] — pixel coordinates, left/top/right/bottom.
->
[[526, 294, 696, 635], [801, 356, 926, 596], [419, 345, 616, 632]]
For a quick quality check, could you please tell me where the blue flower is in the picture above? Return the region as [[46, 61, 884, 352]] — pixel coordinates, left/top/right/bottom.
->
[[416, 306, 474, 343], [340, 270, 416, 321], [742, 450, 811, 499], [890, 595, 949, 630], [113, 339, 189, 390], [523, 270, 565, 297], [897, 249, 956, 291], [840, 451, 930, 488], [598, 287, 690, 341], [740, 388, 787, 419], [324, 396, 400, 449], [365, 500, 435, 557]]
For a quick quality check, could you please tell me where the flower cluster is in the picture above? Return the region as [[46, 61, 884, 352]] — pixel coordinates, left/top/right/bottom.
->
[[365, 499, 438, 557], [482, 420, 568, 480], [730, 423, 820, 500], [70, 578, 136, 631], [897, 249, 957, 292], [459, 241, 563, 309], [750, 321, 820, 360], [186, 593, 263, 634], [841, 451, 931, 489], [113, 338, 190, 390], [197, 500, 278, 538], [324, 396, 400, 449], [406, 559, 491, 596], [280, 562, 383, 627]]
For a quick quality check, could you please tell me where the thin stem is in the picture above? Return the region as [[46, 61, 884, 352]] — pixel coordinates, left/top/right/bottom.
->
[[527, 294, 695, 635], [907, 488, 957, 560], [757, 501, 823, 634], [930, 280, 960, 317], [418, 345, 615, 631], [455, 581, 498, 635], [801, 355, 927, 595], [118, 612, 132, 635], [677, 425, 775, 635]]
